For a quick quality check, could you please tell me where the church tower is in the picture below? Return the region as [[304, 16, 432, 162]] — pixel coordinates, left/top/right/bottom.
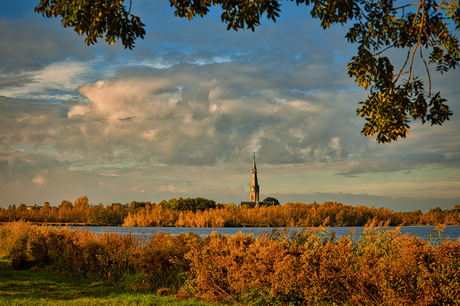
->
[[249, 152, 259, 203]]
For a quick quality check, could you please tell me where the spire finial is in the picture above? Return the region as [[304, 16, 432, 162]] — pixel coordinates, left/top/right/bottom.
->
[[250, 151, 259, 203]]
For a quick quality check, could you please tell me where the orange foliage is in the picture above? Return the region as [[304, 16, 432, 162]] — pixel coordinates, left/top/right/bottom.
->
[[1, 198, 460, 227], [1, 222, 460, 304]]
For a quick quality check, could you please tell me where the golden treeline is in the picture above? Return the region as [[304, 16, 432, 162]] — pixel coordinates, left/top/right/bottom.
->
[[1, 196, 459, 226]]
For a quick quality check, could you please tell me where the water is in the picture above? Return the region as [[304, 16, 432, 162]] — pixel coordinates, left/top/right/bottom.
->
[[69, 225, 460, 241]]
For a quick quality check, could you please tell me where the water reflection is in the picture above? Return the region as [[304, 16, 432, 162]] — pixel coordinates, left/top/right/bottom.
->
[[69, 225, 460, 241]]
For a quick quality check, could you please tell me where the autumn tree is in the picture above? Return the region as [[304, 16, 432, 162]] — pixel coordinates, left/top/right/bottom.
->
[[262, 197, 280, 206], [58, 200, 73, 223], [34, 0, 459, 142], [163, 197, 217, 212], [74, 195, 89, 210]]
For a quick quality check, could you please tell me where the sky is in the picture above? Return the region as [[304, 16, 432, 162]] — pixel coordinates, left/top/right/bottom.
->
[[1, 1, 459, 212]]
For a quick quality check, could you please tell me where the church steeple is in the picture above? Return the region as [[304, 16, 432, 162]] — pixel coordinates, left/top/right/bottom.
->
[[249, 152, 259, 203]]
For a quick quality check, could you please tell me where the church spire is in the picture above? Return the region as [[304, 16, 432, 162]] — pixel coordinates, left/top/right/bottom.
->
[[249, 152, 259, 203]]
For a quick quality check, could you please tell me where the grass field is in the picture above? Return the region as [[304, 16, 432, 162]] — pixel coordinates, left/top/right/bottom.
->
[[0, 258, 215, 306]]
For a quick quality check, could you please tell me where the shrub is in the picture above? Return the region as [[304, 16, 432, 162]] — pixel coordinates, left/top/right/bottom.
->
[[1, 222, 459, 305], [134, 232, 198, 291]]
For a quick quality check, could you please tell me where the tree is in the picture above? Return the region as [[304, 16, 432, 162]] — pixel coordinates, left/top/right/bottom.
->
[[18, 203, 28, 212], [34, 0, 145, 49], [58, 200, 73, 210], [164, 197, 217, 212], [262, 197, 280, 205], [34, 0, 459, 142], [74, 195, 89, 210]]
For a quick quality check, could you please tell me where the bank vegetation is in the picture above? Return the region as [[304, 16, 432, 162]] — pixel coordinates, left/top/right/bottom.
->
[[0, 221, 459, 305], [1, 196, 459, 227]]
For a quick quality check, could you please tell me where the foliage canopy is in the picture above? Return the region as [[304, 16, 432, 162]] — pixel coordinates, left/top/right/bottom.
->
[[2, 196, 459, 226], [34, 0, 460, 142], [262, 196, 280, 205], [2, 222, 460, 304]]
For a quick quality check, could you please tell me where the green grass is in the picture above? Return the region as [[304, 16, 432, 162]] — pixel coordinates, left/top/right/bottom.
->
[[0, 258, 215, 306]]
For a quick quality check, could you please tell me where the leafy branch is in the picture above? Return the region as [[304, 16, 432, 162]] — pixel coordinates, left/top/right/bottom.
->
[[346, 0, 458, 142]]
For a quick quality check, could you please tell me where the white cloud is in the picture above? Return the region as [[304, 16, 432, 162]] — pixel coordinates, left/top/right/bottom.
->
[[32, 174, 46, 185], [77, 78, 179, 122], [35, 61, 89, 90], [0, 60, 91, 100], [161, 185, 187, 193], [68, 104, 91, 117], [63, 62, 352, 168], [284, 100, 322, 113]]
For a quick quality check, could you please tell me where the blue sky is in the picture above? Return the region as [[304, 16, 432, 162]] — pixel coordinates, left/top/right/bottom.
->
[[1, 0, 459, 212]]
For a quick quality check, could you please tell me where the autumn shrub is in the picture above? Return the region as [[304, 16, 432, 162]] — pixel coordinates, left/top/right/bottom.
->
[[1, 222, 460, 305], [92, 232, 138, 283], [10, 233, 33, 269], [0, 222, 193, 292], [133, 231, 198, 291], [184, 227, 460, 305], [428, 240, 460, 304], [45, 230, 84, 274], [185, 232, 235, 302], [185, 230, 314, 304], [0, 222, 52, 269], [0, 221, 33, 259], [0, 222, 134, 282]]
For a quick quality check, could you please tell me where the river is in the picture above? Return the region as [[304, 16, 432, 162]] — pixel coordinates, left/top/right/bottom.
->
[[69, 225, 460, 241]]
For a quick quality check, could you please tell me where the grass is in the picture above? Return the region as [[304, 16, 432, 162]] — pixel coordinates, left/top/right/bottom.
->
[[0, 258, 215, 306]]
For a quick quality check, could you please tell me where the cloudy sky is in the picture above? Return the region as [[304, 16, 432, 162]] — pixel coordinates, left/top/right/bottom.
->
[[1, 1, 459, 212]]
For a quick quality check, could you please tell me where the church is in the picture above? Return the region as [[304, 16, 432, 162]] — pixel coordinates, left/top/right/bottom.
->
[[240, 153, 276, 208]]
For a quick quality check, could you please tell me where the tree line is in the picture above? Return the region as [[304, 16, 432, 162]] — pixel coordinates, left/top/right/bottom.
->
[[1, 196, 459, 227]]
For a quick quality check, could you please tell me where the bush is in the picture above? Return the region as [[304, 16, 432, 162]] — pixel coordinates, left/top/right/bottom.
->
[[134, 232, 198, 291], [1, 222, 459, 305]]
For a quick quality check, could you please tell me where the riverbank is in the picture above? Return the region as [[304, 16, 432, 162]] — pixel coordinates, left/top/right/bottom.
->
[[0, 221, 90, 227], [1, 221, 459, 305], [0, 258, 216, 306], [3, 200, 459, 228]]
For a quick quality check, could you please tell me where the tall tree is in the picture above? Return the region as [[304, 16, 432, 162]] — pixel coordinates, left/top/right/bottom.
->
[[262, 197, 280, 205], [34, 0, 459, 142], [74, 196, 89, 210]]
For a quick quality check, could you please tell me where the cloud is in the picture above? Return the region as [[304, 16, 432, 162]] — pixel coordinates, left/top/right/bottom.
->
[[67, 103, 91, 117], [59, 63, 370, 167], [272, 192, 460, 213], [0, 17, 94, 72], [32, 173, 46, 185], [0, 60, 92, 101], [1, 0, 459, 210], [3, 58, 457, 175]]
